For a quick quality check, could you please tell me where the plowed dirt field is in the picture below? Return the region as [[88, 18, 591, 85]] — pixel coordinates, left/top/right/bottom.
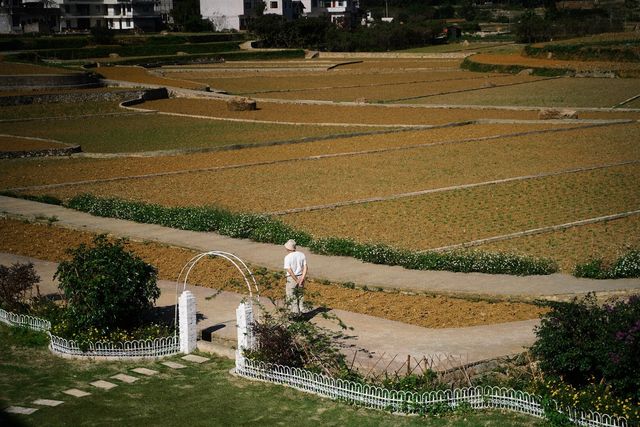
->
[[0, 122, 575, 189], [0, 218, 547, 328]]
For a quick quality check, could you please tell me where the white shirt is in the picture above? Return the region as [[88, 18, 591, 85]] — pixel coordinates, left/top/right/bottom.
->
[[284, 251, 306, 276]]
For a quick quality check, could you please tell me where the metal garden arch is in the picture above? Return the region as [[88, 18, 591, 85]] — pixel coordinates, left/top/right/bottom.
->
[[174, 251, 259, 330]]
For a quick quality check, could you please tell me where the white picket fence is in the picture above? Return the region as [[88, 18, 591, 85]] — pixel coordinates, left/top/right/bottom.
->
[[0, 307, 51, 331], [235, 358, 628, 427], [49, 334, 180, 358], [0, 308, 180, 359]]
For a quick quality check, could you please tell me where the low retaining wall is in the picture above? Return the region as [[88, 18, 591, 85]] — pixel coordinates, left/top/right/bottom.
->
[[0, 144, 82, 159], [0, 88, 165, 107]]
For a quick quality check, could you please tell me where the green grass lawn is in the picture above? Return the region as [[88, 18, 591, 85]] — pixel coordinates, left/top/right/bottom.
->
[[0, 325, 544, 427], [0, 113, 375, 153]]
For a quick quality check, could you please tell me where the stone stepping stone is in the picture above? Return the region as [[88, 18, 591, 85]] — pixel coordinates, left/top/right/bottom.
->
[[162, 361, 187, 369], [181, 354, 210, 364], [62, 389, 91, 398], [90, 380, 118, 390], [33, 399, 64, 407], [131, 367, 159, 376], [111, 373, 139, 384], [5, 406, 38, 415]]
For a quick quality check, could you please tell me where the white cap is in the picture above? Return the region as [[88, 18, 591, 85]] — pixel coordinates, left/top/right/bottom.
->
[[284, 239, 296, 251]]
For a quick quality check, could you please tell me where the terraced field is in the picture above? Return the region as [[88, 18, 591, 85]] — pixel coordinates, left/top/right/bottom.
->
[[0, 113, 376, 153], [2, 52, 639, 272], [281, 163, 640, 250], [421, 76, 640, 108], [19, 122, 640, 214]]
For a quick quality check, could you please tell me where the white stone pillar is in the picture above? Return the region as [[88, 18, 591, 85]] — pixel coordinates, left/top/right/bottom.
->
[[235, 301, 254, 369], [179, 290, 197, 354]]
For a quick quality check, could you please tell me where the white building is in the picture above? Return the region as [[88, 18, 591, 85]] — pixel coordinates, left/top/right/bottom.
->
[[200, 0, 357, 31], [59, 0, 134, 30]]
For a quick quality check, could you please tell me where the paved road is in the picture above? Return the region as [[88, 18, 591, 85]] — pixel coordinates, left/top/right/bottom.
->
[[2, 195, 640, 299], [0, 252, 539, 372]]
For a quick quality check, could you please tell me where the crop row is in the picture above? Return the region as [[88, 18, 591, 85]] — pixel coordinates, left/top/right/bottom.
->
[[225, 75, 545, 103], [0, 113, 371, 155], [166, 69, 512, 94], [145, 98, 541, 124], [0, 122, 572, 189], [422, 75, 640, 108], [281, 163, 640, 250], [21, 122, 638, 213]]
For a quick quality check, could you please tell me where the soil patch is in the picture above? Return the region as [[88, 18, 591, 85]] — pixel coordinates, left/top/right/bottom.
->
[[0, 217, 547, 328]]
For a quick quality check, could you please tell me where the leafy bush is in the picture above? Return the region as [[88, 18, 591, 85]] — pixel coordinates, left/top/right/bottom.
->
[[54, 235, 160, 337], [531, 294, 640, 401], [245, 303, 352, 377], [0, 262, 40, 312], [574, 249, 640, 279]]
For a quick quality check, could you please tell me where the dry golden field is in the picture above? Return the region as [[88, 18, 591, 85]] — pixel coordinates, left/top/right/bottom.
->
[[469, 53, 640, 75], [0, 122, 575, 189], [0, 61, 75, 75], [0, 218, 546, 326], [281, 163, 640, 250], [0, 135, 67, 151], [422, 77, 640, 108], [480, 215, 640, 271], [2, 54, 639, 274], [96, 65, 205, 89], [0, 113, 374, 153], [164, 69, 515, 94], [146, 97, 543, 123], [15, 123, 640, 221]]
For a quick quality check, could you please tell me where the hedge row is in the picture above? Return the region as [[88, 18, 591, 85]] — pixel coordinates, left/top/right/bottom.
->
[[573, 250, 640, 279], [66, 194, 558, 276]]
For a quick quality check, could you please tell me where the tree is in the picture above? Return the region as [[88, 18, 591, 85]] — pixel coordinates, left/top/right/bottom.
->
[[0, 263, 39, 313], [515, 9, 550, 43], [171, 0, 214, 32], [55, 236, 160, 335]]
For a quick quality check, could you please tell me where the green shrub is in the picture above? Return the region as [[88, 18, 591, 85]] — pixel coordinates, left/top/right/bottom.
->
[[531, 294, 640, 401], [54, 235, 160, 337], [245, 302, 351, 377], [574, 249, 640, 279], [0, 262, 40, 312], [63, 194, 557, 276]]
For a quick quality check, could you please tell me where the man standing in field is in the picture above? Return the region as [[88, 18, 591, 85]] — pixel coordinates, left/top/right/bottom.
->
[[284, 239, 307, 315]]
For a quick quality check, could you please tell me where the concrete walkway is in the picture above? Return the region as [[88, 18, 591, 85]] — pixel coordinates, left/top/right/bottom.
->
[[2, 195, 640, 299], [0, 253, 539, 372]]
